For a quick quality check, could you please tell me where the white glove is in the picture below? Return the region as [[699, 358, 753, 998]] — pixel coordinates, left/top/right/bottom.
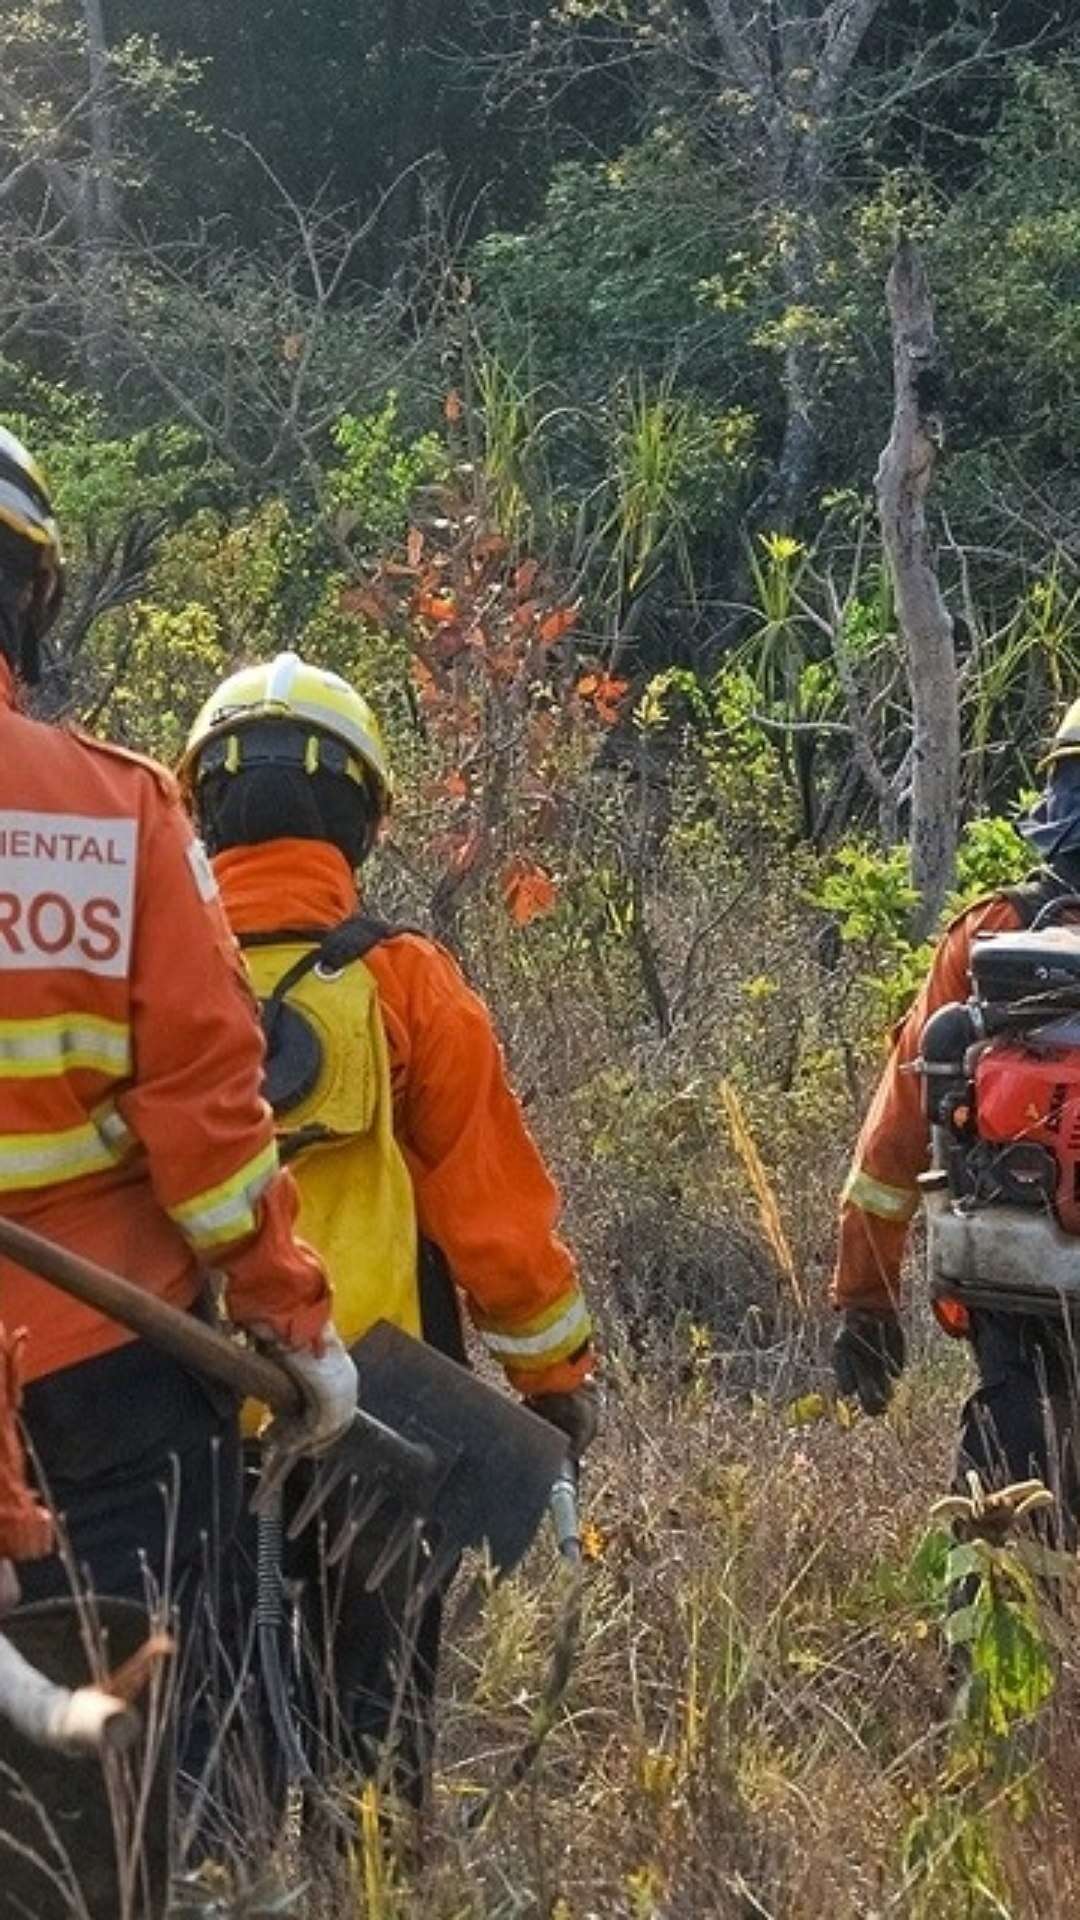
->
[[256, 1322, 358, 1490]]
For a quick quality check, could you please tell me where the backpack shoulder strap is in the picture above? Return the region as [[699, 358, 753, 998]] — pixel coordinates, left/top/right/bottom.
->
[[238, 913, 401, 1007], [315, 912, 399, 972], [240, 914, 405, 1126], [1000, 869, 1071, 929]]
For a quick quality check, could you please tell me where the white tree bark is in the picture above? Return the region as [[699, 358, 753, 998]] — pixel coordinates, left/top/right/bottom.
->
[[704, 0, 887, 528], [876, 238, 959, 938]]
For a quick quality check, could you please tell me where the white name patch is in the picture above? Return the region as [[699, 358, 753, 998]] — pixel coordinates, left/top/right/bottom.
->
[[0, 811, 137, 977]]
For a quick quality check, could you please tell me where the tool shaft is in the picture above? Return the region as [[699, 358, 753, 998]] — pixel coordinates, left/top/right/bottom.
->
[[0, 1215, 437, 1485], [549, 1468, 582, 1564]]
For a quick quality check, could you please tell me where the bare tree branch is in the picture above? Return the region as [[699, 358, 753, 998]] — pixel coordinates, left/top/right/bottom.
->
[[876, 236, 958, 936], [814, 0, 887, 112], [702, 0, 770, 109]]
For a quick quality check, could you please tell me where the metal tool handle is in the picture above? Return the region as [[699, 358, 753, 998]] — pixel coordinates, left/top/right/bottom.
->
[[0, 1214, 438, 1486], [0, 1214, 304, 1407], [549, 1467, 582, 1565]]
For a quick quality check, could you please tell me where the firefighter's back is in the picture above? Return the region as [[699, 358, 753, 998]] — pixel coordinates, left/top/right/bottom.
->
[[0, 705, 200, 1380]]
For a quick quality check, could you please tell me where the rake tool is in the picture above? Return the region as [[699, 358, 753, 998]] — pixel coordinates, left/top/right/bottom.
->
[[0, 1216, 570, 1591], [0, 1216, 582, 1884]]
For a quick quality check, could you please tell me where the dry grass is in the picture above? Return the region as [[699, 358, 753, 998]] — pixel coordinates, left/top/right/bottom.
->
[[13, 753, 1062, 1916], [298, 769, 1080, 1920], [255, 1333, 1011, 1920], [277, 1330, 1080, 1920]]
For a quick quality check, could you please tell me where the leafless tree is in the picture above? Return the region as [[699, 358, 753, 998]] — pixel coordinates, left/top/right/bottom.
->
[[0, 0, 124, 382], [701, 2, 884, 528], [876, 236, 958, 935]]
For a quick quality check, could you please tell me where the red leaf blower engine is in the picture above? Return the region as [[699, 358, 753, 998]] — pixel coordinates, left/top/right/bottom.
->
[[919, 903, 1080, 1318]]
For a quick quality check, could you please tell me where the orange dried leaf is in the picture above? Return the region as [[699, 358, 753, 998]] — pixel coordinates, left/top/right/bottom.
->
[[474, 532, 509, 563], [594, 673, 629, 725], [407, 526, 424, 569], [417, 592, 458, 623], [578, 671, 628, 723], [514, 558, 540, 597], [539, 604, 579, 645], [444, 768, 469, 799], [502, 857, 559, 927], [444, 387, 463, 424]]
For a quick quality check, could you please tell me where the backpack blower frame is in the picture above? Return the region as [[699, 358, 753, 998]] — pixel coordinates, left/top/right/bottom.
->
[[919, 894, 1080, 1318]]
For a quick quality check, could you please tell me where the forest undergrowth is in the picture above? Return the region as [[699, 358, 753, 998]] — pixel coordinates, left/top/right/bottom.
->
[[13, 8, 1080, 1915], [191, 837, 1077, 1920], [227, 1325, 1080, 1920]]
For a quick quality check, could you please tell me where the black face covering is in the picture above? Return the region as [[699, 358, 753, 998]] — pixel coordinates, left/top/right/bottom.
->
[[199, 765, 378, 869], [1019, 757, 1080, 862], [0, 577, 38, 686]]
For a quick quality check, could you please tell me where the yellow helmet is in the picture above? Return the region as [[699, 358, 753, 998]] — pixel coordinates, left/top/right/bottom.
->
[[0, 423, 65, 677], [1044, 698, 1080, 768], [179, 650, 392, 815]]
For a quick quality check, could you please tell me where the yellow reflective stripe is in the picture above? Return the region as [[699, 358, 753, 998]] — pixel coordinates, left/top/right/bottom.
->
[[0, 1014, 131, 1080], [169, 1141, 279, 1251], [0, 498, 53, 550], [0, 1100, 135, 1193], [478, 1290, 593, 1370], [842, 1167, 919, 1223]]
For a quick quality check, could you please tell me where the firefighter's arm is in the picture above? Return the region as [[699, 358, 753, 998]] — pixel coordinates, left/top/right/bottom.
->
[[832, 896, 1020, 1314], [119, 792, 329, 1350], [389, 939, 594, 1397]]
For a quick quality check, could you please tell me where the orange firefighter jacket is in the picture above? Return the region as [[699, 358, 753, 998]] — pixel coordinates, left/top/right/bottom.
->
[[832, 893, 1023, 1316], [213, 838, 595, 1398], [0, 664, 329, 1383]]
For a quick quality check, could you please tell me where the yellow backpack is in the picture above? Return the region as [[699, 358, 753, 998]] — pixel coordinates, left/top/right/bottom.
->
[[241, 917, 419, 1351]]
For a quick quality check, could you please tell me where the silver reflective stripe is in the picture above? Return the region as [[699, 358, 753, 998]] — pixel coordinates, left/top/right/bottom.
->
[[93, 1102, 135, 1155], [481, 1296, 592, 1362], [169, 1142, 279, 1249], [266, 652, 300, 704], [0, 1101, 134, 1192], [0, 1018, 130, 1079]]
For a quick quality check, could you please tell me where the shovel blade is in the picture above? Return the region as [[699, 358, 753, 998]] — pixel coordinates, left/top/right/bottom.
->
[[0, 1598, 171, 1920], [342, 1322, 568, 1579]]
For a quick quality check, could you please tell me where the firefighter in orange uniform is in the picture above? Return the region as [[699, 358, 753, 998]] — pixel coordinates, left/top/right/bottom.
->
[[0, 429, 357, 1778], [181, 652, 597, 1806], [833, 709, 1080, 1516]]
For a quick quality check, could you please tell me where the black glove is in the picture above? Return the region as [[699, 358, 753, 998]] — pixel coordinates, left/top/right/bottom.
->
[[524, 1382, 600, 1462], [833, 1310, 905, 1417]]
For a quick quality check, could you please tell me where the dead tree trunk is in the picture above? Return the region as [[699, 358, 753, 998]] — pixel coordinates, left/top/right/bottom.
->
[[876, 237, 959, 940]]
